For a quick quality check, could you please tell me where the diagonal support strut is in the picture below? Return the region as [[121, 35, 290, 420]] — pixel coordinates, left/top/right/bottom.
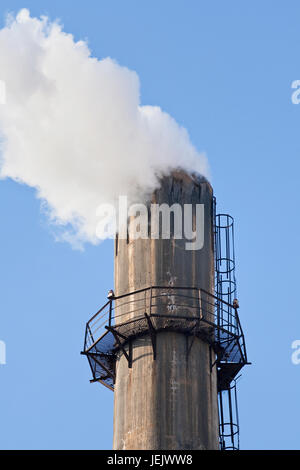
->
[[105, 326, 132, 368], [144, 313, 156, 360]]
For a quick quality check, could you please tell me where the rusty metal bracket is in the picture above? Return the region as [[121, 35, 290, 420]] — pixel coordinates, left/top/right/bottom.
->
[[105, 326, 132, 368], [186, 321, 198, 357], [90, 378, 114, 391], [187, 334, 196, 358], [144, 313, 156, 360], [82, 351, 116, 381]]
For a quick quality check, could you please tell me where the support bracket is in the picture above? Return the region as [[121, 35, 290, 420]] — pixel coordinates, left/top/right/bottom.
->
[[105, 326, 132, 368], [83, 351, 116, 382], [144, 313, 156, 360]]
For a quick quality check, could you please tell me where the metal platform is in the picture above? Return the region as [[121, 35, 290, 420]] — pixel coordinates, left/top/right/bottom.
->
[[82, 285, 248, 394]]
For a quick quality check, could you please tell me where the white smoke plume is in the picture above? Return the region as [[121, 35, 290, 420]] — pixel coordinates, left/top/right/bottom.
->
[[0, 9, 209, 248]]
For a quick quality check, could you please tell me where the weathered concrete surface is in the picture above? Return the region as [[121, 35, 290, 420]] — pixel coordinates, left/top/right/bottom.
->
[[113, 172, 219, 450]]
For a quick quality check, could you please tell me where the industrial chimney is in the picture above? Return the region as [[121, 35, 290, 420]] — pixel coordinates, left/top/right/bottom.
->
[[82, 171, 248, 450]]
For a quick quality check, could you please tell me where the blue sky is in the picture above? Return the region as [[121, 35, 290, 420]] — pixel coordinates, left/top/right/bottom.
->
[[0, 1, 299, 449]]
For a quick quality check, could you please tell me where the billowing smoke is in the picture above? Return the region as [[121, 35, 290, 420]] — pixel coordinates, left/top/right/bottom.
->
[[0, 9, 209, 248]]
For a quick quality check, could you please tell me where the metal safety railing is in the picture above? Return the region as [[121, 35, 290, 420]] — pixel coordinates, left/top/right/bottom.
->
[[213, 207, 249, 450], [82, 285, 248, 393], [218, 379, 240, 450]]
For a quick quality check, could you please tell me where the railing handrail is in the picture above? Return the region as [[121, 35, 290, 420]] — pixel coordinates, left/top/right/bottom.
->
[[85, 286, 241, 331], [84, 285, 245, 357], [87, 285, 236, 313]]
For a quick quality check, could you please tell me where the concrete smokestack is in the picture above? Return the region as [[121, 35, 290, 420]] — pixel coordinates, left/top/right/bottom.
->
[[113, 171, 219, 450]]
